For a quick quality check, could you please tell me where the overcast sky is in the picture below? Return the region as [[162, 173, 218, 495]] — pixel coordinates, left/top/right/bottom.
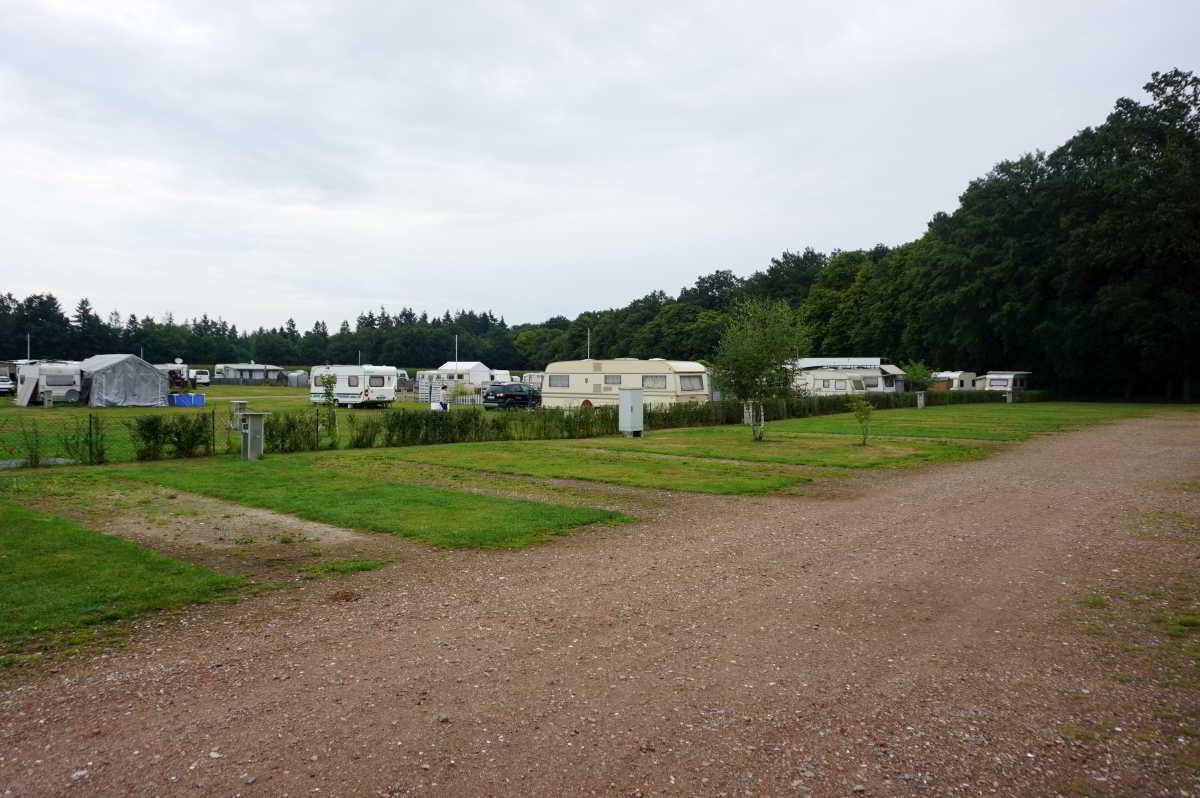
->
[[1, 1, 1196, 331]]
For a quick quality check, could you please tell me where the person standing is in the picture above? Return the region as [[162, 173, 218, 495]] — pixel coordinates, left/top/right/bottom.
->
[[439, 384, 449, 411]]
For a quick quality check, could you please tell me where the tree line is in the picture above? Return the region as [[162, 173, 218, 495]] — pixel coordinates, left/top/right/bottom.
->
[[3, 70, 1196, 396]]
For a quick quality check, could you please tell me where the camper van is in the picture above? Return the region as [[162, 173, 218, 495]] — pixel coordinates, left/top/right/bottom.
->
[[541, 359, 709, 409], [189, 368, 211, 385], [310, 365, 399, 407], [15, 361, 83, 406]]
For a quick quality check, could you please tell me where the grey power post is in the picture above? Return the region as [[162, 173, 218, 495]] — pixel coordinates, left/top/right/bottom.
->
[[239, 411, 271, 460], [619, 387, 643, 437]]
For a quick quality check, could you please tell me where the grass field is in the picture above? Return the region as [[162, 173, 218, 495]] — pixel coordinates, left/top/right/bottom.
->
[[561, 425, 987, 468], [768, 402, 1165, 440], [376, 440, 817, 494], [113, 455, 629, 548], [0, 500, 243, 662]]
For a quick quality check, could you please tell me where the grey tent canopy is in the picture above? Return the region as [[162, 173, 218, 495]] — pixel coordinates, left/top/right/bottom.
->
[[79, 354, 168, 407]]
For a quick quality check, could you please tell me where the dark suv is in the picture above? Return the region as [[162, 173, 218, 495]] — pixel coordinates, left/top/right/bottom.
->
[[483, 383, 541, 410]]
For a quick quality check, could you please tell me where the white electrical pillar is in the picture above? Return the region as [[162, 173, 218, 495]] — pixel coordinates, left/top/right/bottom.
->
[[619, 387, 643, 437]]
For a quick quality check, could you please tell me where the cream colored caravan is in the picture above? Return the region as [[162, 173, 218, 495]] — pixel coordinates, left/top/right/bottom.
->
[[541, 359, 709, 409]]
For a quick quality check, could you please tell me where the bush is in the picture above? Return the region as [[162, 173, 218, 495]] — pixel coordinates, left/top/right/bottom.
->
[[265, 411, 320, 454], [127, 415, 170, 461], [346, 415, 383, 449], [167, 414, 211, 458], [58, 416, 108, 465]]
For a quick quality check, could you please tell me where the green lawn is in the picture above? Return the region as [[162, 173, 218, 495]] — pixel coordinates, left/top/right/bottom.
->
[[0, 500, 243, 660], [559, 425, 988, 467], [376, 441, 815, 494], [114, 455, 628, 548], [769, 402, 1163, 440]]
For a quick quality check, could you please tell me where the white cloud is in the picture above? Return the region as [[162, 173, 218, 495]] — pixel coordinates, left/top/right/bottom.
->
[[1, 0, 1197, 329]]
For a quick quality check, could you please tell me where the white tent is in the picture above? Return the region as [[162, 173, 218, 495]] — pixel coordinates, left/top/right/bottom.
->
[[80, 354, 168, 407]]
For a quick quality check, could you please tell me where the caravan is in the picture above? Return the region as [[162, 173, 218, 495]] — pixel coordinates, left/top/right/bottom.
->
[[310, 365, 399, 407], [541, 359, 709, 409], [15, 361, 83, 406]]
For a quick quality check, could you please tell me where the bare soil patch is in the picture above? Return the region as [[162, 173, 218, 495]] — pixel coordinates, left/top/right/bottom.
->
[[1, 414, 1198, 797]]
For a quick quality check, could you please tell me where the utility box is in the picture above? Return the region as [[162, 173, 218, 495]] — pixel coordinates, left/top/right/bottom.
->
[[916, 391, 927, 409], [619, 387, 643, 437], [238, 411, 271, 460]]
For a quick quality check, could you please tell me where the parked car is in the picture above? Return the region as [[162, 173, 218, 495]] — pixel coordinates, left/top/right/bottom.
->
[[189, 368, 211, 385], [483, 383, 541, 409], [0, 375, 13, 395]]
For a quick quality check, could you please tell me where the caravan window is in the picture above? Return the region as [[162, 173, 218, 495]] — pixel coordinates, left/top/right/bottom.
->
[[851, 378, 865, 391], [548, 375, 569, 388], [883, 377, 895, 388], [989, 378, 1009, 388], [642, 375, 667, 390], [45, 374, 76, 386], [369, 376, 384, 387], [313, 376, 321, 387], [604, 375, 622, 385], [834, 380, 847, 390], [348, 376, 360, 387], [863, 377, 879, 388], [821, 379, 832, 388], [679, 375, 704, 391]]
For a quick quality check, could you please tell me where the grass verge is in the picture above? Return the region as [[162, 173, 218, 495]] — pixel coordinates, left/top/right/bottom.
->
[[0, 500, 242, 665], [561, 425, 988, 468], [114, 456, 628, 548], [377, 441, 813, 494]]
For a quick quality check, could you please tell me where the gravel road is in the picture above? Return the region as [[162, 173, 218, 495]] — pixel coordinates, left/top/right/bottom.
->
[[2, 414, 1198, 797]]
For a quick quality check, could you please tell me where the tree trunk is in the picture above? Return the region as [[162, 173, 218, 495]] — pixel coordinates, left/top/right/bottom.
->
[[743, 400, 765, 441]]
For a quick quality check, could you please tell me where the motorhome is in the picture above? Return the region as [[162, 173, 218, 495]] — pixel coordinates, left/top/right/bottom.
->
[[541, 358, 709, 409], [14, 361, 83, 406], [973, 371, 1032, 391], [310, 365, 399, 407]]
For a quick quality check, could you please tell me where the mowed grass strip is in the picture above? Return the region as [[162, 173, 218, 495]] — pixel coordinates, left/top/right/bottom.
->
[[114, 456, 627, 548], [557, 425, 987, 468], [379, 441, 810, 494], [0, 500, 243, 656], [771, 402, 1160, 440]]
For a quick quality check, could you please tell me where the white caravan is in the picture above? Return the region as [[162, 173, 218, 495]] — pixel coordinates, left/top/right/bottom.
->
[[310, 365, 399, 407], [792, 368, 867, 396], [791, 358, 906, 394], [973, 371, 1032, 391], [521, 372, 545, 389], [931, 371, 976, 390], [541, 358, 709, 409], [15, 361, 83, 406]]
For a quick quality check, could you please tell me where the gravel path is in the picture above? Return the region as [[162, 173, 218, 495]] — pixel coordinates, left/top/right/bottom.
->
[[2, 414, 1198, 797]]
